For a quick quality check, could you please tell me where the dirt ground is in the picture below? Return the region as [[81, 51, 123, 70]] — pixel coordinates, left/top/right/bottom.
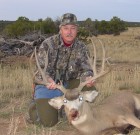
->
[[0, 115, 81, 135]]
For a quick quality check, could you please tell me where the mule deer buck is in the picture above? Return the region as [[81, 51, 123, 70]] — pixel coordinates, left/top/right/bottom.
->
[[34, 38, 140, 135]]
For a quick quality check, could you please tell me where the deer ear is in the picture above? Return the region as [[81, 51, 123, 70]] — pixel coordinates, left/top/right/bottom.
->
[[48, 96, 64, 109], [83, 91, 98, 102]]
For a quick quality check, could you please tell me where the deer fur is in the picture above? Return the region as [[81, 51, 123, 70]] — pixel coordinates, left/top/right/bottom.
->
[[49, 90, 140, 135]]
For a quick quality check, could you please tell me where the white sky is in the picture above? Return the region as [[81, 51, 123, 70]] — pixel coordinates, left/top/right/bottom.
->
[[0, 0, 140, 22]]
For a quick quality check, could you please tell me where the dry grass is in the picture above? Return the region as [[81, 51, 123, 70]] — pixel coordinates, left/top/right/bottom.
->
[[0, 27, 140, 135], [98, 27, 140, 62]]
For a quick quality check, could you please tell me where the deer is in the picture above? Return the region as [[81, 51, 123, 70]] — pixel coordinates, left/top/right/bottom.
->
[[34, 37, 140, 135]]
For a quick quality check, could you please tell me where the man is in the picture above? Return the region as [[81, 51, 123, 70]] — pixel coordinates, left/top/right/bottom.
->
[[29, 13, 95, 127]]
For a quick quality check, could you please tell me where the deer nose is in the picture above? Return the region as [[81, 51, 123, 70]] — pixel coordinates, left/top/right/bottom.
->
[[70, 108, 78, 113]]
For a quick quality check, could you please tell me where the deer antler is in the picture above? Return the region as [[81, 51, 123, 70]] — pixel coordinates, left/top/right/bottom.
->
[[76, 37, 111, 92], [34, 47, 67, 94]]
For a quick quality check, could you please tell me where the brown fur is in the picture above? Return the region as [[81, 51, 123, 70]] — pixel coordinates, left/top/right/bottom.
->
[[65, 89, 80, 100]]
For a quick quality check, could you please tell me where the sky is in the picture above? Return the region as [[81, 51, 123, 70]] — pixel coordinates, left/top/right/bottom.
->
[[0, 0, 140, 22]]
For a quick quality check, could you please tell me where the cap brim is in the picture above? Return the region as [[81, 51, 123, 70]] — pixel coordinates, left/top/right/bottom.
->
[[59, 23, 78, 28]]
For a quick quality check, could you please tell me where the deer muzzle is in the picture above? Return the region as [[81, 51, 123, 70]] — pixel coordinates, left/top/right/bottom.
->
[[68, 108, 79, 122]]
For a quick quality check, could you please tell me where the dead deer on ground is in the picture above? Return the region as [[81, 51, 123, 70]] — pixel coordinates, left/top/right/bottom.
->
[[34, 38, 140, 135]]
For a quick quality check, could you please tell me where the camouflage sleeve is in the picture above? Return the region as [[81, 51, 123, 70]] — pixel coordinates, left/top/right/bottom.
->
[[78, 43, 93, 81]]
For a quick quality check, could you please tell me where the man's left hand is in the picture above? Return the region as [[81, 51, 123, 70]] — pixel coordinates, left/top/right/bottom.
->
[[85, 76, 95, 87]]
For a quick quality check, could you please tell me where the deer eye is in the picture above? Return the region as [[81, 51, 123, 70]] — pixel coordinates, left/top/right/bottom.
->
[[63, 98, 67, 103], [79, 95, 83, 101]]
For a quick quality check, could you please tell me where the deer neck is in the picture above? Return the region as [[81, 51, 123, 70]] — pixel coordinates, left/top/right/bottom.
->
[[71, 102, 104, 135], [71, 101, 95, 134]]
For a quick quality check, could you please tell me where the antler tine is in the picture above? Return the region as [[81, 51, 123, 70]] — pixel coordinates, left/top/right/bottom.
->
[[43, 49, 49, 73], [76, 37, 111, 92], [96, 38, 106, 73], [75, 37, 98, 92], [34, 47, 67, 94], [89, 37, 109, 79], [56, 81, 67, 94], [34, 47, 49, 85], [87, 37, 97, 76]]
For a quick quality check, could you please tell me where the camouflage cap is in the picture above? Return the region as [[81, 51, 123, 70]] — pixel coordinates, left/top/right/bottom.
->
[[59, 13, 78, 27]]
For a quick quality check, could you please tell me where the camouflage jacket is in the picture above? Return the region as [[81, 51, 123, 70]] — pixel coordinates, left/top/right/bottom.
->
[[35, 34, 93, 83]]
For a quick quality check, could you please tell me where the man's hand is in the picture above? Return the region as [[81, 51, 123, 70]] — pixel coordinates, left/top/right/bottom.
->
[[46, 77, 57, 90], [85, 76, 95, 87]]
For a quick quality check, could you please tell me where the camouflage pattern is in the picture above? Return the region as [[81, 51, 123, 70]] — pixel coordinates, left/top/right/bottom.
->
[[59, 13, 78, 27], [34, 34, 93, 84]]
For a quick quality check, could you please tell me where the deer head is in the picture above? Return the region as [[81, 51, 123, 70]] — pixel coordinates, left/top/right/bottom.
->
[[49, 90, 98, 122]]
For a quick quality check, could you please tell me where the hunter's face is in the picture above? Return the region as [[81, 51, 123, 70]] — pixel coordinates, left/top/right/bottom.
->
[[60, 24, 78, 44]]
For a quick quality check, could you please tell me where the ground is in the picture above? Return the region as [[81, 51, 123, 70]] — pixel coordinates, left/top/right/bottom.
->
[[0, 115, 81, 135], [0, 27, 140, 135]]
